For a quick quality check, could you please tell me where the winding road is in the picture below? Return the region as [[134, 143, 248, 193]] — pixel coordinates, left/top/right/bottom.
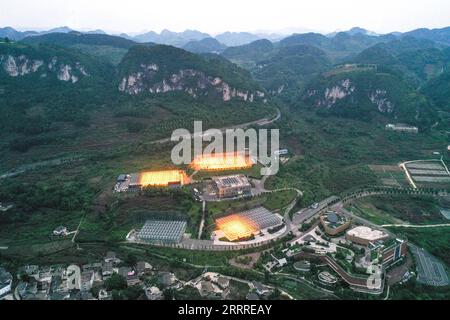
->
[[149, 107, 281, 145]]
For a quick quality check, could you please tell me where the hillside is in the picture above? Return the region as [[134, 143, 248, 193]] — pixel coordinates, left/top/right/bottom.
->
[[20, 32, 149, 65], [182, 37, 227, 54], [0, 42, 115, 138], [21, 32, 140, 49], [221, 39, 275, 67], [302, 67, 435, 126], [353, 37, 449, 86], [117, 45, 265, 102], [132, 29, 210, 47], [0, 41, 274, 157], [423, 71, 450, 109], [279, 32, 396, 62], [253, 45, 332, 94], [215, 32, 262, 47], [404, 27, 450, 46]]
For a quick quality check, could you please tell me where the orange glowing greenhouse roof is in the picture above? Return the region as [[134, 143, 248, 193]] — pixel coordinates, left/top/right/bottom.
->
[[138, 170, 189, 187], [216, 215, 258, 241], [190, 153, 253, 171]]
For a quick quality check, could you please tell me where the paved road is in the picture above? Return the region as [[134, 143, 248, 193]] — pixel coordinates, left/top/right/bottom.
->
[[381, 223, 450, 228], [334, 202, 396, 237], [292, 196, 340, 226], [197, 201, 206, 240], [150, 107, 281, 145]]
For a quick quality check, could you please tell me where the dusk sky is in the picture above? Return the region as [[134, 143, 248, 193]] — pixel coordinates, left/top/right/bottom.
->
[[1, 0, 449, 35]]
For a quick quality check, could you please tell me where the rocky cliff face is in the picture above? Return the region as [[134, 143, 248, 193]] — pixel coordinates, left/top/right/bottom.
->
[[0, 54, 89, 83], [369, 89, 394, 113], [118, 63, 264, 102], [306, 78, 395, 114], [309, 79, 356, 108]]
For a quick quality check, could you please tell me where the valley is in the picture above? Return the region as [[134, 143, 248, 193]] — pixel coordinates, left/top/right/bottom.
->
[[0, 23, 449, 302]]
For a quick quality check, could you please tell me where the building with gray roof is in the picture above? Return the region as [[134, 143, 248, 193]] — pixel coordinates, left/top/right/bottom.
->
[[137, 220, 187, 244]]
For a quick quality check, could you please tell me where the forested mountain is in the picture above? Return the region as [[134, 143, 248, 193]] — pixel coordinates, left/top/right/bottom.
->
[[214, 32, 262, 46], [216, 27, 449, 129], [182, 38, 227, 54], [403, 27, 450, 45], [21, 32, 141, 49], [423, 71, 450, 109], [132, 29, 210, 47], [20, 32, 151, 65], [117, 45, 264, 101], [0, 24, 448, 140], [301, 66, 435, 126], [252, 45, 332, 94], [0, 40, 269, 154], [353, 37, 449, 86], [279, 32, 396, 61], [0, 27, 39, 41], [0, 42, 115, 143], [222, 39, 275, 66], [0, 26, 74, 41]]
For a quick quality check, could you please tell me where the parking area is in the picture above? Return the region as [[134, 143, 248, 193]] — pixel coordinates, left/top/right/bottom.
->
[[410, 245, 449, 286]]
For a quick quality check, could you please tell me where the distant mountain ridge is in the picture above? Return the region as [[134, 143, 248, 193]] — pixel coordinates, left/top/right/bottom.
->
[[182, 38, 227, 54], [132, 29, 211, 47], [3, 25, 450, 49], [20, 32, 154, 65], [0, 26, 75, 41]]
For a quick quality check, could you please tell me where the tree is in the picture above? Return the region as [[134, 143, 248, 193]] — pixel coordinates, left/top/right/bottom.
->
[[4, 37, 10, 43], [163, 288, 175, 300], [105, 273, 127, 291], [125, 253, 138, 266], [122, 286, 143, 300]]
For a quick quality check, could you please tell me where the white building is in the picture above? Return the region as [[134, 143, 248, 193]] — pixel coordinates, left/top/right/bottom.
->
[[53, 226, 68, 236], [346, 226, 389, 246], [0, 267, 13, 298], [385, 124, 418, 134]]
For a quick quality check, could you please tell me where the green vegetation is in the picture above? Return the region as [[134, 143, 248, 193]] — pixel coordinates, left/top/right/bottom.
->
[[302, 69, 435, 126], [206, 189, 296, 216], [21, 32, 143, 65], [1, 27, 450, 302], [265, 106, 447, 206], [347, 195, 446, 225], [119, 45, 261, 91], [387, 226, 450, 268], [354, 37, 447, 86], [390, 279, 450, 300]]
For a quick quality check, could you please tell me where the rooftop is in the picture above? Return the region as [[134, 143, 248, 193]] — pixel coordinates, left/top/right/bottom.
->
[[138, 220, 187, 244], [190, 152, 253, 171], [216, 207, 282, 241], [212, 174, 251, 188], [347, 226, 389, 241], [0, 267, 12, 285], [131, 170, 189, 187]]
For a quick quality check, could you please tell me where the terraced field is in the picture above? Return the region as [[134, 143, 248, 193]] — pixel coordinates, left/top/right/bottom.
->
[[404, 160, 450, 189]]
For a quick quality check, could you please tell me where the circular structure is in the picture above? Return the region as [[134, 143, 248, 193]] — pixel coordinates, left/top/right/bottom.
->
[[318, 271, 338, 285], [293, 261, 311, 272]]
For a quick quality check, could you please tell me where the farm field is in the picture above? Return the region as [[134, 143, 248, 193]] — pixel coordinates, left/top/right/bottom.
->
[[346, 195, 447, 225], [404, 160, 450, 189], [369, 165, 410, 187]]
